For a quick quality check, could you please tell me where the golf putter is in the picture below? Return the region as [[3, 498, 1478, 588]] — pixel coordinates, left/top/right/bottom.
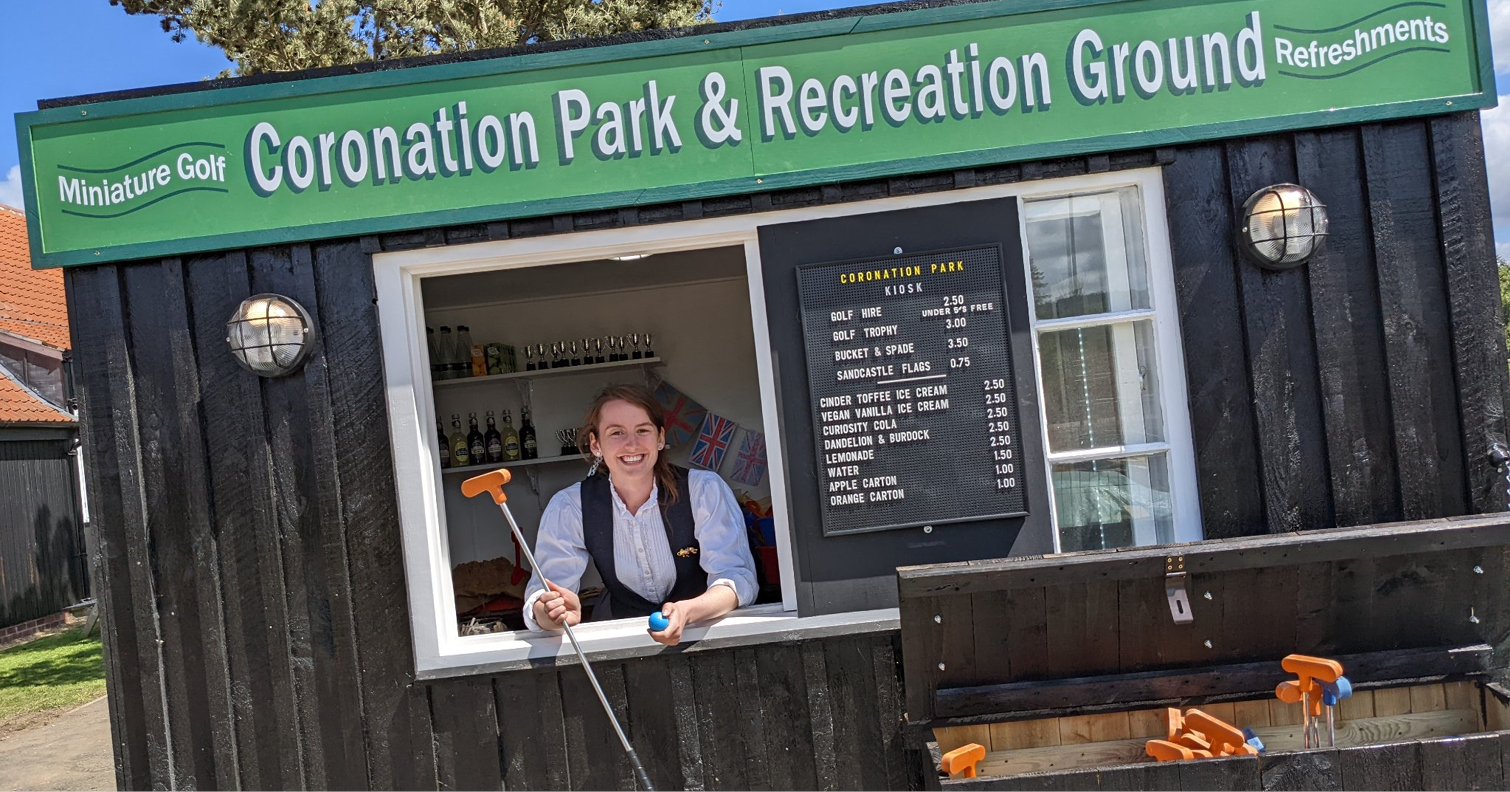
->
[[464, 469, 656, 791]]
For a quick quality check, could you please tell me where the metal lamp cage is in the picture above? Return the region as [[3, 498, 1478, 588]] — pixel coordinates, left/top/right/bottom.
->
[[1238, 184, 1329, 270], [225, 294, 316, 377]]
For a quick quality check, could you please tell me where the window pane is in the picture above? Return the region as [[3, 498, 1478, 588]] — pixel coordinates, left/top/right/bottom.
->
[[1039, 321, 1163, 451], [1026, 188, 1150, 320], [1053, 454, 1173, 551]]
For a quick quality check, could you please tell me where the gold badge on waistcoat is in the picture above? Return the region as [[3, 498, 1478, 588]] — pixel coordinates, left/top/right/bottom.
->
[[675, 546, 699, 558]]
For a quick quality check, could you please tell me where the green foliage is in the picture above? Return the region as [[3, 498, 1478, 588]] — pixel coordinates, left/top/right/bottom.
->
[[1500, 257, 1510, 358], [0, 628, 107, 725], [111, 0, 716, 77]]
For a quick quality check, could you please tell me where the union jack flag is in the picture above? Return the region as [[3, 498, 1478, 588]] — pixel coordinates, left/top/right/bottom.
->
[[689, 413, 737, 470], [727, 430, 768, 486], [654, 381, 706, 448]]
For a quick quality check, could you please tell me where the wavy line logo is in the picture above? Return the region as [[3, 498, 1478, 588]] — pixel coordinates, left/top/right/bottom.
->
[[54, 142, 230, 219], [1271, 2, 1453, 80]]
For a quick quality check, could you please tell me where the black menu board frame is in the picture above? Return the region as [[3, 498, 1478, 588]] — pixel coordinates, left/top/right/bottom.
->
[[795, 243, 1030, 536]]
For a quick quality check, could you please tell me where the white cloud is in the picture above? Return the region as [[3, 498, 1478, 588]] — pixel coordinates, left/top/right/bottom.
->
[[0, 166, 22, 211], [1494, 0, 1510, 74]]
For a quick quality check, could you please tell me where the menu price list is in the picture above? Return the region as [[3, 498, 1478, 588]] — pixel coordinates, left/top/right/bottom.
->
[[796, 244, 1028, 536]]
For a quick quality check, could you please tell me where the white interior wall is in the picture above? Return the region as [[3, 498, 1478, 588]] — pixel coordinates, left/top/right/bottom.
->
[[423, 267, 766, 575]]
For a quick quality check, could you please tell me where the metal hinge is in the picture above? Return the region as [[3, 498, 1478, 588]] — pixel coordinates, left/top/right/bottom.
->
[[1165, 556, 1193, 625]]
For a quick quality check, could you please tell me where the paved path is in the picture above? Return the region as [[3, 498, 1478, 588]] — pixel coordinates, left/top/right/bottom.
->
[[0, 696, 114, 791]]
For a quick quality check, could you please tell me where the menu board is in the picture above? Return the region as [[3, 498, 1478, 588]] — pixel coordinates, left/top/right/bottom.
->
[[797, 245, 1029, 536]]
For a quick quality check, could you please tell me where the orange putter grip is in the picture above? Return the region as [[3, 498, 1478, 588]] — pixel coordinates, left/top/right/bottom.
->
[[940, 743, 986, 778], [1146, 740, 1197, 762], [1185, 709, 1248, 755], [1281, 655, 1343, 683], [462, 468, 513, 504], [1163, 707, 1185, 740]]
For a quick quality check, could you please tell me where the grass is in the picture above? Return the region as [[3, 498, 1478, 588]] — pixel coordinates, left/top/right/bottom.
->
[[0, 627, 107, 728]]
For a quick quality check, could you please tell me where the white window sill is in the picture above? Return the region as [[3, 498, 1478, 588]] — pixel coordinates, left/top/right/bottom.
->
[[417, 604, 901, 679]]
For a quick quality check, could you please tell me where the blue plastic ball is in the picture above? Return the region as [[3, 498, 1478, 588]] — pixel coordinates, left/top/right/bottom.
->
[[649, 612, 670, 631]]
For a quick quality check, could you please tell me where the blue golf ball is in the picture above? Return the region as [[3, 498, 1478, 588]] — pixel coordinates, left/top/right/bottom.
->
[[649, 612, 670, 631]]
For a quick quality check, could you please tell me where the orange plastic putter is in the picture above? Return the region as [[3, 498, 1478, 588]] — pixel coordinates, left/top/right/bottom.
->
[[462, 468, 513, 505], [1184, 709, 1258, 757], [1146, 740, 1198, 762], [940, 743, 986, 779], [1163, 707, 1185, 740]]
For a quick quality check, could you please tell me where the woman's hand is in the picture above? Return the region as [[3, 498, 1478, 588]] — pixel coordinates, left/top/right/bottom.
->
[[647, 602, 689, 646], [534, 581, 582, 629], [648, 585, 740, 646]]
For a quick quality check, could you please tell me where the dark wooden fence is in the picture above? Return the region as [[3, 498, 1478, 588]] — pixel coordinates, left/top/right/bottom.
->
[[0, 431, 85, 628], [65, 111, 1506, 790]]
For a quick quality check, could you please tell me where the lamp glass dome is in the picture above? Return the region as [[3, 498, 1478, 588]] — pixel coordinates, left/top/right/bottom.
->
[[1240, 184, 1329, 270], [226, 294, 315, 377]]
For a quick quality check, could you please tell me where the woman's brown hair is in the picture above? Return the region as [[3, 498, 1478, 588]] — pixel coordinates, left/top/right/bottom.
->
[[577, 383, 679, 503]]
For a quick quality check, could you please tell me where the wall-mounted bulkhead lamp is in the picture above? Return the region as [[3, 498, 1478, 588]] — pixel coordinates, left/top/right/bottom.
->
[[1237, 184, 1329, 271], [226, 294, 316, 377]]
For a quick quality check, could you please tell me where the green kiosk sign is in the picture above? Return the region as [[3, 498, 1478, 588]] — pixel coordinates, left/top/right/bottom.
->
[[16, 0, 1494, 267]]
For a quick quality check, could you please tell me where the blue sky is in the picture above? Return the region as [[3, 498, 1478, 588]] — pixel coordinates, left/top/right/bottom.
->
[[4, 0, 1510, 255]]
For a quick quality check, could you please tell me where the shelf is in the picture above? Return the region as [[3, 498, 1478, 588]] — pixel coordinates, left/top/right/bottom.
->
[[441, 454, 588, 476], [433, 357, 662, 388]]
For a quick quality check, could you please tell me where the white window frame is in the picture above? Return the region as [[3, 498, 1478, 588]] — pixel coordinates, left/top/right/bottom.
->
[[1020, 186, 1202, 551], [374, 167, 1200, 679]]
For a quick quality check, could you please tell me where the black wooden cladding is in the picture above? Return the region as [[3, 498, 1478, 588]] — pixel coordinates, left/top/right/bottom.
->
[[0, 433, 85, 628], [65, 110, 1508, 789]]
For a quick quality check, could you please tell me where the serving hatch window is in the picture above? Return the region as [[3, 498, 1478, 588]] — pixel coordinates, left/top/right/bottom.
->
[[1023, 186, 1197, 552]]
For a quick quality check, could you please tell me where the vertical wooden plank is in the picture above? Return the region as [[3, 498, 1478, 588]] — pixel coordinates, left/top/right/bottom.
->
[[429, 677, 504, 792], [1338, 741, 1421, 790], [871, 634, 911, 791], [65, 265, 156, 792], [1293, 129, 1401, 527], [900, 595, 943, 722], [1044, 580, 1120, 679], [120, 260, 236, 789], [1335, 690, 1375, 723], [1418, 735, 1505, 791], [1362, 121, 1470, 520], [937, 724, 992, 755], [689, 651, 748, 791], [757, 642, 819, 792], [623, 655, 694, 792], [1261, 750, 1342, 791], [802, 642, 839, 791], [988, 718, 1060, 751], [1226, 134, 1335, 535], [1216, 566, 1299, 662], [496, 668, 570, 790], [1372, 687, 1413, 717], [733, 647, 773, 790], [1409, 684, 1448, 715], [1231, 701, 1271, 731], [1429, 112, 1510, 516], [311, 238, 440, 791], [822, 637, 889, 791], [561, 661, 633, 791], [1317, 557, 1377, 655], [1162, 144, 1265, 540], [1004, 587, 1049, 682], [249, 244, 368, 789], [184, 250, 305, 790], [1128, 707, 1170, 738]]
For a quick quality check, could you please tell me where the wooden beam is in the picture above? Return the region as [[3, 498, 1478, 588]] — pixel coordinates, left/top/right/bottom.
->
[[931, 645, 1490, 721], [898, 516, 1510, 598]]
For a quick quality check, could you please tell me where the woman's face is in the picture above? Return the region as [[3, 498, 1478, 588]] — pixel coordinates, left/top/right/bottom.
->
[[589, 399, 665, 482]]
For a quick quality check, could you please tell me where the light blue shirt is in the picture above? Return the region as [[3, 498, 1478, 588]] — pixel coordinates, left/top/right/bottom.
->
[[522, 469, 758, 631]]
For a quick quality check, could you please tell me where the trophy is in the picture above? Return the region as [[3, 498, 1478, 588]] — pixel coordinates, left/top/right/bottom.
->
[[570, 339, 581, 367], [644, 332, 655, 359], [608, 336, 621, 362], [549, 342, 562, 369], [594, 337, 606, 364], [557, 428, 579, 456], [524, 345, 536, 371], [630, 332, 643, 359]]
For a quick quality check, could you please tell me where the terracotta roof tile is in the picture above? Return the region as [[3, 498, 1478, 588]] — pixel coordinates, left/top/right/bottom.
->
[[0, 366, 73, 425], [0, 205, 69, 350]]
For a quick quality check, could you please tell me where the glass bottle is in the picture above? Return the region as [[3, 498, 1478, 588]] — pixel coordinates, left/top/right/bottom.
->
[[456, 326, 477, 378], [449, 414, 471, 467], [438, 419, 450, 468], [520, 409, 538, 459], [437, 326, 456, 380], [467, 413, 485, 463], [485, 411, 503, 463], [501, 410, 521, 461]]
